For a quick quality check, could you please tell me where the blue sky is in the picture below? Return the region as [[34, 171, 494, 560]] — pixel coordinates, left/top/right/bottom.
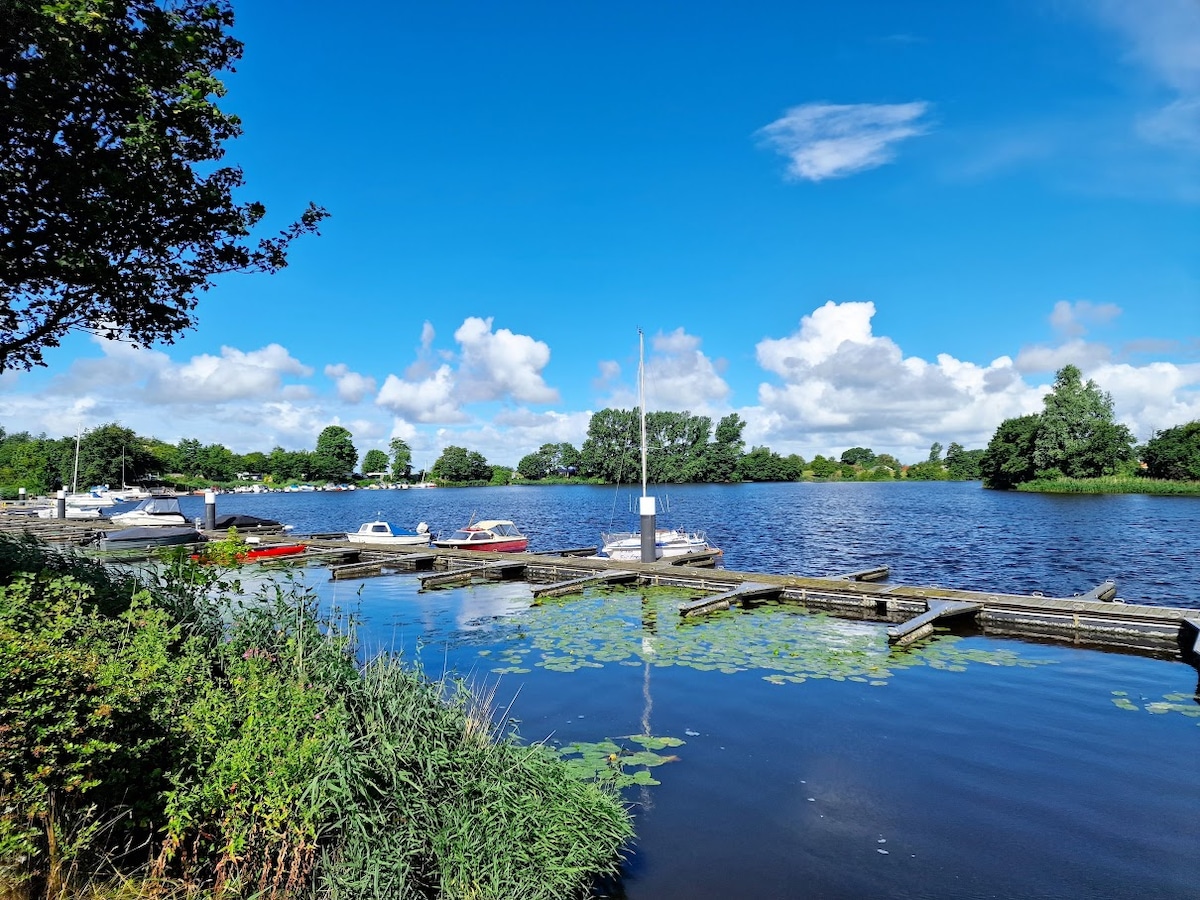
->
[[3, 0, 1198, 468]]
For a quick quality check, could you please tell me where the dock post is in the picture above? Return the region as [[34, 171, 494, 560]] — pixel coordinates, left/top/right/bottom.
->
[[56, 489, 66, 519], [17, 488, 25, 503], [640, 495, 656, 564], [204, 490, 217, 531]]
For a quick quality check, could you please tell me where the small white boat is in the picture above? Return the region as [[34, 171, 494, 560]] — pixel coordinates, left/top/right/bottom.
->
[[599, 527, 718, 562], [346, 520, 432, 546], [109, 496, 190, 528], [66, 487, 117, 508], [36, 505, 103, 520]]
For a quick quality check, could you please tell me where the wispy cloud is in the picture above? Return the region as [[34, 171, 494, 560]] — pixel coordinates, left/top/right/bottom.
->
[[1089, 0, 1200, 149], [756, 101, 933, 181]]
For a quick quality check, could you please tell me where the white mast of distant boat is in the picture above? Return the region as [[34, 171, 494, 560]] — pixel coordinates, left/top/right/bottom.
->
[[71, 426, 81, 495], [637, 329, 657, 563]]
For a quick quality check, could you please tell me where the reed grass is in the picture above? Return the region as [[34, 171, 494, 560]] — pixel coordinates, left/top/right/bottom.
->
[[0, 539, 633, 900], [1015, 475, 1200, 495]]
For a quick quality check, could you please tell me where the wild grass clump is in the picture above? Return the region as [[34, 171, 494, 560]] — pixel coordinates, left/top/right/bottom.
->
[[1015, 475, 1200, 495], [319, 656, 632, 899], [0, 536, 632, 899]]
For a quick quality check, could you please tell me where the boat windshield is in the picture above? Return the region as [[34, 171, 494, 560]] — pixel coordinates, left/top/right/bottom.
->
[[469, 532, 491, 541], [449, 530, 473, 541]]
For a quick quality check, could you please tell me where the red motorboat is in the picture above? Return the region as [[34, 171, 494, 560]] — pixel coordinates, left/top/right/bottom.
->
[[432, 519, 528, 552], [192, 543, 307, 564]]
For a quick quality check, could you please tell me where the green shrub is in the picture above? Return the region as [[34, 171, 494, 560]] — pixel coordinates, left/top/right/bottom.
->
[[0, 538, 633, 899]]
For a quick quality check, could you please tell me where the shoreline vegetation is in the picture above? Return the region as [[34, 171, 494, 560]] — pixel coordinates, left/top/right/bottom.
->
[[0, 536, 632, 899], [1015, 476, 1200, 495]]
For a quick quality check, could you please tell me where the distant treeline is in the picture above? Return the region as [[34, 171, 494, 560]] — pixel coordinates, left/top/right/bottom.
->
[[979, 365, 1200, 490], [11, 369, 1194, 498], [0, 411, 987, 498]]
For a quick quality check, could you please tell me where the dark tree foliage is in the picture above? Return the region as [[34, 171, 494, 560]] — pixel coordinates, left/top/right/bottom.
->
[[702, 413, 746, 482], [944, 442, 984, 480], [311, 426, 357, 480], [516, 442, 581, 480], [266, 446, 310, 482], [0, 0, 327, 370], [1032, 365, 1134, 479], [737, 446, 803, 482], [645, 410, 711, 484], [578, 408, 640, 483], [980, 414, 1041, 489], [840, 447, 876, 467], [1140, 421, 1200, 481], [809, 455, 838, 478], [431, 445, 492, 482], [361, 448, 389, 476]]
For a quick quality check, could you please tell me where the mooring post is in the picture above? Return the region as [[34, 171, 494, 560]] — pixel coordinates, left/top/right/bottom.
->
[[640, 495, 656, 564], [56, 489, 66, 519], [17, 487, 25, 503], [204, 489, 217, 531]]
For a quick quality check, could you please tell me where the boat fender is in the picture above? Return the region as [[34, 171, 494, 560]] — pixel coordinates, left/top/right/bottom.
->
[[417, 522, 429, 534]]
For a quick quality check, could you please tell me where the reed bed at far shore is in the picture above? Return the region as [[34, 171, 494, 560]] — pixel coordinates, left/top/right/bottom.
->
[[1015, 475, 1200, 495]]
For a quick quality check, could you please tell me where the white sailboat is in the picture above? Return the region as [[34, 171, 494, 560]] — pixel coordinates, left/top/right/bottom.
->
[[599, 331, 718, 562], [63, 428, 117, 509]]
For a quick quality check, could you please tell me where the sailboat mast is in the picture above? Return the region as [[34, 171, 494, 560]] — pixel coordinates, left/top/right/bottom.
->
[[639, 328, 647, 498], [71, 427, 80, 495]]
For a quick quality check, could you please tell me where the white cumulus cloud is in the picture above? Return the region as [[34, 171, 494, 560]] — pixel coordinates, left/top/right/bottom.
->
[[376, 364, 466, 423], [757, 101, 933, 181], [325, 363, 377, 403], [453, 316, 559, 404], [753, 301, 1046, 457]]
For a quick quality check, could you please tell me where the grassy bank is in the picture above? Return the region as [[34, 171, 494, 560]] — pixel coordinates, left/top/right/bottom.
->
[[1015, 475, 1200, 495], [0, 536, 632, 899]]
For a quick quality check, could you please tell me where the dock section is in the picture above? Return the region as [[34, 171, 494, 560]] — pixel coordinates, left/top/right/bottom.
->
[[3, 509, 1199, 660]]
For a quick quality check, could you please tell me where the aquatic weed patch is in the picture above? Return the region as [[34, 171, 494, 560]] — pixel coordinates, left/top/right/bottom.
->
[[550, 734, 687, 788], [479, 586, 1051, 684], [1110, 690, 1200, 724]]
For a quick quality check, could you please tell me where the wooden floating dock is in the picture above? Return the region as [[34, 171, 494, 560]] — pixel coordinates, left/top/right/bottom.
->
[[532, 570, 640, 600], [4, 510, 1200, 661], [679, 581, 782, 617], [887, 600, 983, 646]]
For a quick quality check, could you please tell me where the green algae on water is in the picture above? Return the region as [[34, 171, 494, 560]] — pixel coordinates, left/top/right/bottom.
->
[[474, 586, 1053, 684]]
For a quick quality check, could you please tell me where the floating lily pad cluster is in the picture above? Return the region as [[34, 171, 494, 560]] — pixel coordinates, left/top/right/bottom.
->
[[470, 586, 1050, 683], [549, 734, 686, 788], [1111, 690, 1200, 723]]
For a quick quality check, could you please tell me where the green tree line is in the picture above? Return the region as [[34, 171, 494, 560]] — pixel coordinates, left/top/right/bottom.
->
[[979, 364, 1199, 490]]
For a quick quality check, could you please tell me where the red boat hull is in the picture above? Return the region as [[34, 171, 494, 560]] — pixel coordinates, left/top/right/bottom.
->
[[431, 538, 529, 552], [191, 544, 307, 563]]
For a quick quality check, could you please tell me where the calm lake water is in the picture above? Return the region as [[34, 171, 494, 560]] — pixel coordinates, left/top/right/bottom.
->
[[171, 483, 1200, 898]]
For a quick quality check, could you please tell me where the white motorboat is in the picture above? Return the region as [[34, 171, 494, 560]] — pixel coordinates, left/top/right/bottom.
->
[[599, 526, 715, 562], [346, 520, 432, 546], [36, 505, 103, 519], [109, 496, 190, 528]]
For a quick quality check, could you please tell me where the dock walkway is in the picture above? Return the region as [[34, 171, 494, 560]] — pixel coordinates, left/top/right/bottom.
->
[[3, 510, 1198, 660]]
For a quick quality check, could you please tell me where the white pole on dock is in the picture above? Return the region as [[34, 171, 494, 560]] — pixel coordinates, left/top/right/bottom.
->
[[55, 489, 66, 519], [637, 329, 657, 564], [204, 490, 217, 531]]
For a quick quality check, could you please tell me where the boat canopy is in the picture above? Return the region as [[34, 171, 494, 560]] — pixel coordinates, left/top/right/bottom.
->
[[473, 520, 523, 536], [126, 496, 184, 516]]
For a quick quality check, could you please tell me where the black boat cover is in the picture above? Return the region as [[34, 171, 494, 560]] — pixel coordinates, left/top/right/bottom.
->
[[213, 514, 283, 529]]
